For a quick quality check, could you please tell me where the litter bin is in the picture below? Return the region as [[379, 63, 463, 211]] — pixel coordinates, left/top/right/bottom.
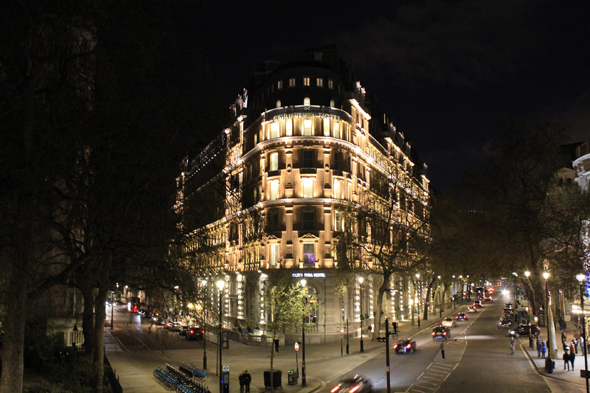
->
[[545, 358, 555, 373], [264, 370, 282, 389], [287, 370, 297, 385]]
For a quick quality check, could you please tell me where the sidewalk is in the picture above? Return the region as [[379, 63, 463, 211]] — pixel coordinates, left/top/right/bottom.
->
[[520, 328, 589, 392], [105, 306, 462, 393]]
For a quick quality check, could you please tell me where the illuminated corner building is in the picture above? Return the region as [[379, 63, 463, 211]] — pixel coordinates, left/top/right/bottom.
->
[[177, 46, 430, 343]]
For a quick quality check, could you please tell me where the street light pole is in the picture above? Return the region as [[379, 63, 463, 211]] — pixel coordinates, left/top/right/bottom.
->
[[358, 276, 364, 353], [202, 279, 208, 370], [415, 274, 420, 328], [217, 279, 225, 393], [543, 272, 552, 371], [111, 291, 114, 330], [300, 279, 307, 387], [577, 274, 590, 393]]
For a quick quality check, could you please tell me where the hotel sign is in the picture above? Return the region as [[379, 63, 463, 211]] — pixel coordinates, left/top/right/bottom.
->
[[292, 272, 326, 278], [273, 112, 340, 122]]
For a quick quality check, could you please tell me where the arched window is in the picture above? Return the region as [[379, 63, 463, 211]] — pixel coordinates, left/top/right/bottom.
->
[[330, 99, 335, 108], [276, 100, 281, 108], [303, 97, 311, 106]]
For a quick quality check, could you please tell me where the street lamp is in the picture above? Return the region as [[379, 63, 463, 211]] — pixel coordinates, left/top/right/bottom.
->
[[542, 271, 552, 371], [300, 279, 307, 387], [216, 279, 225, 393], [577, 274, 590, 393], [358, 276, 364, 353]]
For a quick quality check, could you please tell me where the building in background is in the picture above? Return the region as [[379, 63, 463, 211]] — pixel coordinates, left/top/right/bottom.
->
[[177, 46, 430, 343]]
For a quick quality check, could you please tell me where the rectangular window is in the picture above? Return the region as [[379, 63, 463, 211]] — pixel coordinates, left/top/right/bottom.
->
[[317, 78, 323, 87], [333, 122, 340, 138], [323, 118, 330, 136], [269, 152, 279, 171], [270, 180, 279, 200], [278, 80, 283, 89], [303, 243, 315, 266], [303, 119, 313, 135], [334, 180, 341, 199], [303, 211, 315, 230], [334, 151, 340, 170], [303, 77, 310, 86], [286, 120, 293, 136], [269, 210, 279, 231], [328, 79, 334, 89], [289, 78, 296, 87], [334, 211, 343, 231], [270, 123, 279, 139], [270, 243, 280, 266], [302, 178, 314, 198], [303, 150, 313, 167]]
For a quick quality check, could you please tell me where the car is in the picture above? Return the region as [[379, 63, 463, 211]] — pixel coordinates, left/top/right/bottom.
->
[[165, 321, 181, 331], [473, 300, 483, 308], [330, 375, 372, 393], [432, 326, 451, 340], [393, 339, 417, 354], [504, 303, 514, 310], [456, 313, 468, 321], [484, 295, 493, 302], [467, 306, 478, 313], [509, 324, 540, 338], [186, 326, 204, 341], [179, 324, 189, 336], [441, 317, 457, 328]]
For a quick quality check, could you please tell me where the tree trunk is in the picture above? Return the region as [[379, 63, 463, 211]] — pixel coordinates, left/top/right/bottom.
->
[[423, 277, 435, 321], [372, 274, 389, 341], [0, 254, 28, 393], [82, 286, 96, 358], [269, 331, 275, 393]]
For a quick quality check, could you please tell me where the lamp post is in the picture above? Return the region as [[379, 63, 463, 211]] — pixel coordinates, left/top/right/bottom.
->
[[202, 279, 208, 370], [300, 279, 307, 387], [577, 274, 590, 393], [358, 276, 364, 353], [415, 274, 420, 327], [543, 271, 552, 370], [110, 291, 114, 330], [217, 279, 225, 393]]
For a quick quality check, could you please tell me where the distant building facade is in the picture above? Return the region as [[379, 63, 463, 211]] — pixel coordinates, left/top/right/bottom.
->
[[177, 47, 430, 343]]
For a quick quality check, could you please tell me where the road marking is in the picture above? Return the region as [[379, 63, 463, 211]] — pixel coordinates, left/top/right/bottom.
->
[[421, 376, 443, 381]]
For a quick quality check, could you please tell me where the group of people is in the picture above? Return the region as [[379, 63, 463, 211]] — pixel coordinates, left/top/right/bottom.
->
[[239, 370, 251, 393], [561, 331, 584, 371]]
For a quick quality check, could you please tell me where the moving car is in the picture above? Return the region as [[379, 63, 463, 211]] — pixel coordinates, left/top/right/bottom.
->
[[509, 324, 540, 338], [456, 313, 468, 321], [467, 306, 478, 313], [432, 326, 451, 340], [473, 300, 483, 308], [394, 339, 417, 354], [484, 295, 493, 302], [330, 375, 372, 393], [165, 321, 181, 331], [441, 317, 457, 328]]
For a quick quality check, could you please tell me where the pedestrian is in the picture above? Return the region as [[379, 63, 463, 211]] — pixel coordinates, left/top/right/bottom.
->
[[440, 340, 446, 360], [571, 350, 578, 369], [562, 331, 568, 352], [536, 337, 541, 358], [573, 337, 579, 354], [570, 341, 576, 356], [239, 371, 246, 393], [392, 321, 398, 335], [559, 318, 566, 331], [529, 333, 534, 349], [510, 337, 515, 355], [581, 336, 586, 355], [563, 347, 570, 370], [274, 338, 279, 352], [541, 340, 547, 359], [243, 370, 251, 393]]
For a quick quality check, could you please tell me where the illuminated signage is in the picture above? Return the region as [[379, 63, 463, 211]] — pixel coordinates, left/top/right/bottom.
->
[[273, 113, 340, 122], [292, 272, 326, 278]]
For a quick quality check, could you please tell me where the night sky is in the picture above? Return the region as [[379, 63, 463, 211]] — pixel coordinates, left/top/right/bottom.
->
[[174, 0, 590, 191]]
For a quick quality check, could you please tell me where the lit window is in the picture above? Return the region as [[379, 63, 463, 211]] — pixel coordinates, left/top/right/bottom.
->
[[303, 97, 310, 106], [278, 80, 283, 89], [270, 123, 279, 139], [335, 211, 343, 231], [333, 123, 340, 138], [269, 152, 279, 171], [303, 243, 315, 266], [303, 119, 313, 135], [334, 180, 341, 199], [289, 78, 296, 87], [330, 100, 335, 108], [276, 100, 281, 108], [302, 178, 314, 198], [303, 77, 310, 86], [286, 120, 293, 136], [323, 118, 330, 135], [317, 78, 323, 87], [328, 79, 334, 89], [270, 180, 279, 200], [270, 243, 279, 266]]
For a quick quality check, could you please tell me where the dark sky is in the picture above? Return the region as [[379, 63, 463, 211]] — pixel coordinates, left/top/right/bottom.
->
[[174, 0, 590, 191]]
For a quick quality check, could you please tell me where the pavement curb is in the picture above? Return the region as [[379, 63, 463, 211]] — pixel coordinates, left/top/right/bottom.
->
[[520, 342, 585, 387]]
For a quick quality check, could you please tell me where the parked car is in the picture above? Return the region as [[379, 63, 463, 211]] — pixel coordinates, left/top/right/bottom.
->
[[186, 327, 203, 341], [394, 339, 417, 354], [165, 321, 181, 331], [331, 375, 372, 393], [456, 313, 468, 321], [432, 326, 451, 340], [441, 317, 457, 328], [509, 324, 540, 337]]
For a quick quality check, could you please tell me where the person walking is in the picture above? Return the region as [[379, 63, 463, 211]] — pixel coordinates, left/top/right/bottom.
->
[[570, 351, 576, 371], [541, 340, 547, 359], [440, 340, 446, 360], [244, 370, 252, 393], [536, 337, 541, 358], [510, 337, 515, 355], [573, 337, 579, 354], [561, 331, 568, 352], [239, 371, 246, 393], [569, 341, 576, 356], [563, 347, 571, 370]]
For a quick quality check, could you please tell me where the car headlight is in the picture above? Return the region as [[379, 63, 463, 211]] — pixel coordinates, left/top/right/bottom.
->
[[509, 330, 515, 335]]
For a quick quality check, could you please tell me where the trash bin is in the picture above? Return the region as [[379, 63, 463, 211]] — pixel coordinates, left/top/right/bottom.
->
[[545, 358, 554, 373], [287, 370, 297, 385], [264, 370, 282, 389]]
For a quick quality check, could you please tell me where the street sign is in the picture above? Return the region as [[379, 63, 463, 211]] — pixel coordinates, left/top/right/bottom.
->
[[580, 369, 590, 379], [294, 342, 299, 352], [223, 365, 229, 372]]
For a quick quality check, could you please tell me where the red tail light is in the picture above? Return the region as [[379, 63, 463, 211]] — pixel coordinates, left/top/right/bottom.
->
[[393, 344, 398, 349], [406, 344, 411, 349], [202, 330, 205, 334], [443, 332, 447, 335], [350, 386, 360, 393], [190, 330, 194, 334], [432, 332, 435, 336], [331, 387, 340, 393]]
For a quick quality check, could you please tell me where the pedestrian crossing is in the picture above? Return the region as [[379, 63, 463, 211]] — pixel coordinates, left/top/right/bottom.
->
[[406, 361, 457, 392]]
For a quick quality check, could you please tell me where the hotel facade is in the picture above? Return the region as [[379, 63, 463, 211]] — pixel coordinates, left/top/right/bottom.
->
[[177, 47, 430, 343]]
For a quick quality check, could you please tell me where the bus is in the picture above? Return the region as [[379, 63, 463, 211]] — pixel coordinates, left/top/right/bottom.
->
[[127, 296, 140, 313]]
